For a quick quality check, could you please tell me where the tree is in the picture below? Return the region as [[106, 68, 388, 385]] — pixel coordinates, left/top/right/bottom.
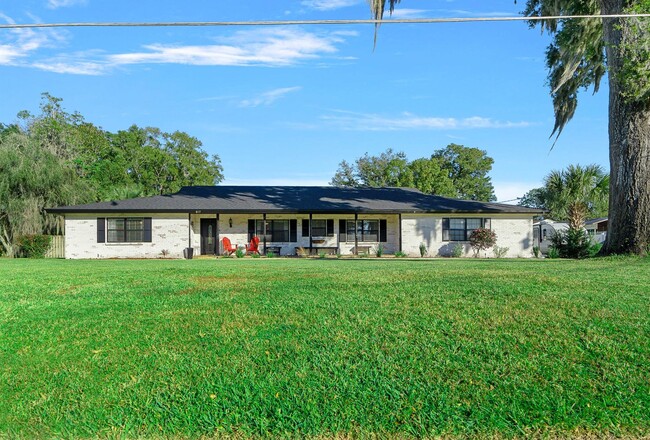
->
[[543, 164, 609, 229], [433, 144, 496, 201], [408, 157, 456, 197], [331, 145, 495, 200], [370, 1, 650, 254], [519, 187, 550, 210], [331, 148, 413, 187], [0, 132, 92, 256]]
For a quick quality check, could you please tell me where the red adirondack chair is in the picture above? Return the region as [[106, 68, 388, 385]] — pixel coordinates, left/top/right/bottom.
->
[[222, 237, 237, 256], [245, 236, 260, 255]]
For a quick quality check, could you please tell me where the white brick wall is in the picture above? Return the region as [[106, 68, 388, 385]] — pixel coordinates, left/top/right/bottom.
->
[[64, 212, 533, 259], [401, 214, 534, 258], [64, 213, 189, 259]]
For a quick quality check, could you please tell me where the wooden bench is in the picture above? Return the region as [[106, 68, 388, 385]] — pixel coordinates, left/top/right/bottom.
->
[[264, 246, 282, 256], [295, 246, 339, 256]]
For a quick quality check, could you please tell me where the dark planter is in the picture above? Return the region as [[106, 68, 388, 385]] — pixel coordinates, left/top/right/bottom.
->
[[183, 247, 194, 259]]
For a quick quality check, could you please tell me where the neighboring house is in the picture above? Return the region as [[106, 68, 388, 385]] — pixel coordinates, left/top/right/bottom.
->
[[584, 217, 608, 244], [47, 186, 542, 259], [533, 220, 569, 254]]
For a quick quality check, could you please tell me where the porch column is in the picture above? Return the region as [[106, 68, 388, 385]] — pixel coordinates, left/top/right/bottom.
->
[[309, 213, 313, 255], [354, 213, 358, 255], [187, 213, 192, 249], [398, 213, 403, 253], [263, 213, 267, 254], [215, 213, 220, 256]]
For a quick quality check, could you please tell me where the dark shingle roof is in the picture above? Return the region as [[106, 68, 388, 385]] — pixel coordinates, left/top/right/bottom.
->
[[47, 186, 543, 215]]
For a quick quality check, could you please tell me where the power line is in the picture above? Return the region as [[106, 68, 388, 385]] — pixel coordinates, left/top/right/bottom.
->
[[1, 14, 649, 30]]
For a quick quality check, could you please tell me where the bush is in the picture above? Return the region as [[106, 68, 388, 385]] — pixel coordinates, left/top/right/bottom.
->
[[588, 242, 603, 258], [469, 228, 497, 257], [548, 246, 560, 259], [419, 243, 428, 257], [493, 245, 509, 258], [532, 246, 540, 258], [374, 243, 384, 257], [296, 247, 307, 258], [550, 228, 591, 259], [318, 251, 327, 259], [235, 248, 245, 258], [394, 251, 407, 258], [17, 235, 51, 258], [451, 244, 463, 258]]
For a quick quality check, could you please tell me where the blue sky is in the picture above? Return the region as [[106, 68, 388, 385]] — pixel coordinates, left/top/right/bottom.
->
[[0, 0, 610, 202]]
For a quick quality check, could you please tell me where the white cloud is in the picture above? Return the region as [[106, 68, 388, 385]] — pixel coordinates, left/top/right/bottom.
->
[[47, 0, 87, 9], [321, 110, 532, 131], [108, 28, 344, 67], [239, 86, 302, 108], [0, 13, 67, 64], [301, 0, 361, 11], [386, 9, 431, 19]]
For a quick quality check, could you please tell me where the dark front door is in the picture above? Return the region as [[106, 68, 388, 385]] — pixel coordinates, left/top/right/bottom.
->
[[200, 219, 217, 255]]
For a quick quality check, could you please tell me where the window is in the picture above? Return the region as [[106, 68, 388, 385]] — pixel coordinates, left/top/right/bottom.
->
[[442, 218, 490, 241], [106, 218, 149, 243], [305, 219, 334, 237], [255, 220, 290, 242], [346, 220, 379, 242]]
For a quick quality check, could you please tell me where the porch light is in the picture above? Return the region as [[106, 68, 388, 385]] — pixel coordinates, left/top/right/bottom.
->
[[229, 218, 233, 228]]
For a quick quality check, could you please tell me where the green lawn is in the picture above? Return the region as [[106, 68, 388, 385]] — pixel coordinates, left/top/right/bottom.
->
[[1, 257, 649, 438]]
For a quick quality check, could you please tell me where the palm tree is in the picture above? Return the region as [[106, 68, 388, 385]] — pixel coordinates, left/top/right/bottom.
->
[[544, 164, 609, 230]]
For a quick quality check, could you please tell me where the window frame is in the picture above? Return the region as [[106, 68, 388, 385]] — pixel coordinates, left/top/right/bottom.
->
[[442, 218, 490, 242], [255, 219, 291, 243], [106, 217, 146, 243], [346, 220, 380, 243]]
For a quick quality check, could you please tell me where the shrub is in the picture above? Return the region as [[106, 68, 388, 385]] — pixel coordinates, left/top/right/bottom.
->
[[532, 246, 540, 258], [296, 247, 307, 258], [336, 252, 342, 259], [17, 235, 51, 258], [493, 245, 509, 258], [265, 251, 276, 258], [550, 228, 591, 259], [374, 243, 384, 257], [318, 251, 327, 259], [235, 248, 245, 258], [588, 242, 603, 258], [252, 252, 261, 258], [451, 244, 463, 258], [469, 228, 497, 257], [547, 246, 560, 259], [394, 251, 407, 258], [419, 243, 428, 257]]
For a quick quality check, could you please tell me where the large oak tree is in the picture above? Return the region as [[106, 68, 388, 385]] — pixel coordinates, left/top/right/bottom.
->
[[370, 0, 650, 254]]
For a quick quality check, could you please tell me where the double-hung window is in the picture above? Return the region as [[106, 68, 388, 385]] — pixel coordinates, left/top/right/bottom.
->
[[442, 218, 490, 241], [303, 219, 335, 237], [346, 220, 379, 242], [105, 217, 151, 243], [254, 220, 290, 242]]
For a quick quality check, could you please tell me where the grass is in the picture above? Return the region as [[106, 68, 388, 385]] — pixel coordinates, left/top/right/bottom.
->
[[1, 257, 649, 438]]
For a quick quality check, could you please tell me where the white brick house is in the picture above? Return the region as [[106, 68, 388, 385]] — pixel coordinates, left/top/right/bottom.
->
[[48, 186, 542, 259]]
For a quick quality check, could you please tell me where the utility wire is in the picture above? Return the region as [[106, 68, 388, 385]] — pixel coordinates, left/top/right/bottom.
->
[[1, 14, 649, 30]]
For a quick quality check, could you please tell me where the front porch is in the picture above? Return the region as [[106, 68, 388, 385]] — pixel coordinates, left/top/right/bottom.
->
[[188, 213, 402, 257]]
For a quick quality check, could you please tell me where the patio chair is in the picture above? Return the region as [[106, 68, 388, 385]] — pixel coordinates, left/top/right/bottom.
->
[[245, 236, 260, 255], [222, 237, 238, 256]]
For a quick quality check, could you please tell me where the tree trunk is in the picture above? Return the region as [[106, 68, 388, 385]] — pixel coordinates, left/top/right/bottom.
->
[[601, 0, 650, 254]]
